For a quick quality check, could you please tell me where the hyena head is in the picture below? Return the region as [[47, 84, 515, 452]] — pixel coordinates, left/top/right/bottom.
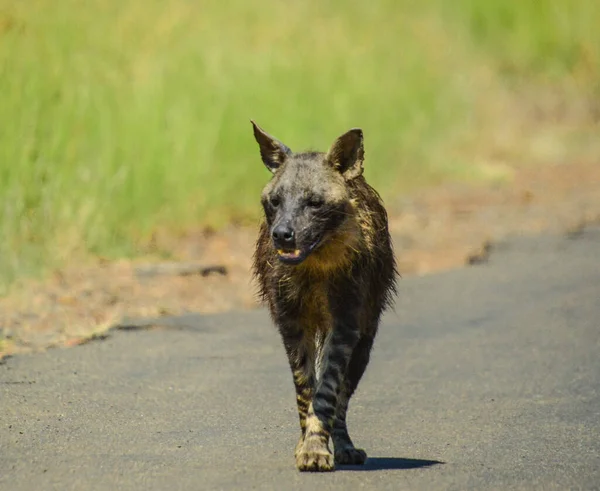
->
[[251, 120, 364, 266]]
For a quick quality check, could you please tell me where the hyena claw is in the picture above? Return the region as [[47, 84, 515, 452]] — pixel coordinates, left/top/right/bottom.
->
[[296, 441, 334, 472]]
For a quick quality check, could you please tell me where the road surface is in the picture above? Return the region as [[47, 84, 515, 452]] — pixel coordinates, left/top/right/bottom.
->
[[2, 228, 599, 490]]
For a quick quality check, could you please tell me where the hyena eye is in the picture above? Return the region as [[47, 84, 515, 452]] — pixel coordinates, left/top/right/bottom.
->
[[270, 196, 281, 207], [308, 197, 324, 208]]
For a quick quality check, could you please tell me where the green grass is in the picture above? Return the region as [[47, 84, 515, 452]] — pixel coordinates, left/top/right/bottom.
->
[[0, 0, 599, 287]]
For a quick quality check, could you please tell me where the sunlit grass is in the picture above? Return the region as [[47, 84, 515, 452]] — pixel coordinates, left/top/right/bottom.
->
[[0, 0, 598, 287]]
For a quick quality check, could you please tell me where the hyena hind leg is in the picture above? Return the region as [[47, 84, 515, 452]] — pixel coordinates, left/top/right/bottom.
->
[[332, 335, 374, 465]]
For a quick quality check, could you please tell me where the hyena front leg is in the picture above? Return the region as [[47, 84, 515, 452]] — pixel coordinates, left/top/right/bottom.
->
[[296, 324, 360, 472], [279, 325, 316, 459], [332, 335, 374, 465]]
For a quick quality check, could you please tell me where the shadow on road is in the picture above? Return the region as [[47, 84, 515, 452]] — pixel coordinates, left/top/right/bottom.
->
[[339, 457, 444, 472]]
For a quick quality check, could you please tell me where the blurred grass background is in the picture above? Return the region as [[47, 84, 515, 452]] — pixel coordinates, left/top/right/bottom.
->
[[0, 0, 599, 288]]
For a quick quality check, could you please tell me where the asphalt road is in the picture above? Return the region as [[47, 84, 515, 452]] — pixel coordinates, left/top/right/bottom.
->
[[2, 228, 599, 491]]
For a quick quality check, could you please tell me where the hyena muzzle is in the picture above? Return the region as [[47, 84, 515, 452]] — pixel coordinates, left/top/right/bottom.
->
[[251, 121, 398, 472]]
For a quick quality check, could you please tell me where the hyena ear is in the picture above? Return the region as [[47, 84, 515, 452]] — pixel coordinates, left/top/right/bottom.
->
[[251, 120, 292, 173], [326, 128, 364, 180]]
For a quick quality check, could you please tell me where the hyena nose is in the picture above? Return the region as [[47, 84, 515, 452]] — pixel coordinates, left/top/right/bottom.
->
[[272, 224, 295, 246]]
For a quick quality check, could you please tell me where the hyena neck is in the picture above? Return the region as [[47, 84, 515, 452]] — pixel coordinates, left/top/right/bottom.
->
[[298, 213, 362, 278]]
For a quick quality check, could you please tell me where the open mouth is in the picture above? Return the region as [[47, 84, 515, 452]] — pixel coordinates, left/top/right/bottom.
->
[[276, 249, 304, 264], [276, 238, 322, 265]]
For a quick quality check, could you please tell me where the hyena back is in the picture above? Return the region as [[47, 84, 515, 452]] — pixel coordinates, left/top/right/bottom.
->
[[251, 121, 397, 472]]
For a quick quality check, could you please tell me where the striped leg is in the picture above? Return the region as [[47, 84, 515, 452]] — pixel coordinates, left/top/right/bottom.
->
[[279, 328, 316, 458], [296, 326, 359, 472], [332, 335, 374, 465]]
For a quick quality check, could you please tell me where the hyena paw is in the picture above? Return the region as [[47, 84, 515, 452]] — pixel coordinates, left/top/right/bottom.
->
[[295, 439, 334, 472], [334, 446, 367, 465]]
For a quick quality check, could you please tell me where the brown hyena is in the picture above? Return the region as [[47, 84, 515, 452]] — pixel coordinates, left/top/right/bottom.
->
[[251, 121, 398, 472]]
